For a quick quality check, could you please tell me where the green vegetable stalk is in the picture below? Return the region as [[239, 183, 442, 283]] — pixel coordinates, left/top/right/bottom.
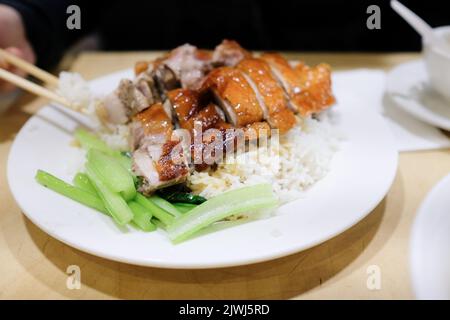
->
[[35, 170, 107, 214], [87, 149, 136, 201], [167, 184, 278, 243], [135, 193, 175, 226], [73, 172, 97, 195], [173, 203, 197, 213], [149, 195, 181, 218], [85, 163, 133, 225], [128, 201, 156, 232]]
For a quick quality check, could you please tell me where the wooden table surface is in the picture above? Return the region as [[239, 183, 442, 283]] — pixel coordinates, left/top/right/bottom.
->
[[1, 52, 449, 299]]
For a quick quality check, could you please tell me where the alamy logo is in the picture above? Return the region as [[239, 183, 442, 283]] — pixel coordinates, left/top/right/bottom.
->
[[366, 5, 381, 30], [366, 265, 381, 290], [66, 5, 81, 30], [66, 265, 81, 290]]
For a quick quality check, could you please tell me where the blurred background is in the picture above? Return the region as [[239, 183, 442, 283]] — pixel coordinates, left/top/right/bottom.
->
[[1, 0, 449, 70]]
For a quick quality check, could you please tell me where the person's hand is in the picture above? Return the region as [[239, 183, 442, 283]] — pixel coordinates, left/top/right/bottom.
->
[[0, 4, 36, 92]]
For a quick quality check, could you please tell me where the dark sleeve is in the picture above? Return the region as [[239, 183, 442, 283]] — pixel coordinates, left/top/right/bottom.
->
[[0, 0, 107, 69]]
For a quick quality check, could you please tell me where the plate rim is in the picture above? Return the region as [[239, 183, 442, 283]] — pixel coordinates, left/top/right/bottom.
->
[[410, 173, 450, 299]]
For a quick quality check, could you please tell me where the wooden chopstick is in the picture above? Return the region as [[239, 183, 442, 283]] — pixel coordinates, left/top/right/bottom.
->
[[0, 67, 73, 109], [0, 48, 59, 87]]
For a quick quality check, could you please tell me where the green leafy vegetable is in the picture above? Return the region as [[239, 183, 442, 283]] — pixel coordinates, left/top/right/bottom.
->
[[85, 162, 133, 225], [157, 184, 207, 204], [35, 170, 107, 214], [167, 184, 278, 243], [167, 193, 206, 205], [135, 193, 175, 226], [121, 151, 132, 158]]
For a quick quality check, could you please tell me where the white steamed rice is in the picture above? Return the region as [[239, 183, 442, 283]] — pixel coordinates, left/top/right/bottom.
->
[[58, 72, 130, 151], [58, 72, 92, 112], [188, 113, 342, 204]]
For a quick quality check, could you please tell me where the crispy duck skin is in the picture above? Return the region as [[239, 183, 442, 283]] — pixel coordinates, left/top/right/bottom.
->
[[133, 143, 189, 195], [134, 61, 150, 76], [130, 100, 173, 152], [132, 102, 173, 141], [242, 121, 271, 139], [131, 103, 189, 193], [212, 39, 252, 67], [259, 53, 305, 114], [237, 58, 296, 133], [201, 67, 265, 127], [167, 89, 269, 140], [166, 89, 271, 171], [193, 104, 232, 132], [166, 88, 232, 172], [294, 63, 336, 114], [166, 89, 201, 130], [167, 89, 231, 132], [155, 140, 190, 182]]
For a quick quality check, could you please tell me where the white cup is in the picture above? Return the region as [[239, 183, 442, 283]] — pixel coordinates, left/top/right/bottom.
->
[[423, 26, 450, 103]]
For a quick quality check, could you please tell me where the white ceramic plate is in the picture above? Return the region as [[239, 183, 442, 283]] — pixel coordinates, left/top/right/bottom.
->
[[386, 60, 450, 131], [411, 173, 450, 300], [7, 69, 398, 269]]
